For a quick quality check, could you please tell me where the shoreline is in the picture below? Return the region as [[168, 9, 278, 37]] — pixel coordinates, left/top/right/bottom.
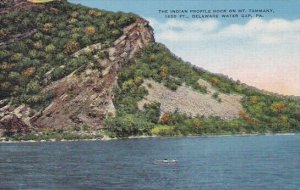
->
[[0, 132, 298, 144]]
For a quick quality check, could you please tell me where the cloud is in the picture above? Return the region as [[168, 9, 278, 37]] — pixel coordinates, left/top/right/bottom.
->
[[149, 18, 300, 45], [220, 19, 300, 44], [147, 18, 300, 96]]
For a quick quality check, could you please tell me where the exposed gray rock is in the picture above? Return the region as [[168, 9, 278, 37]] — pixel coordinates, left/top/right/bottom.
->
[[138, 79, 244, 119]]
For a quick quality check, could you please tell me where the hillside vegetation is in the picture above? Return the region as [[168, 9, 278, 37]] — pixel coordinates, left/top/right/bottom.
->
[[106, 43, 300, 137], [0, 0, 137, 108], [0, 1, 299, 140]]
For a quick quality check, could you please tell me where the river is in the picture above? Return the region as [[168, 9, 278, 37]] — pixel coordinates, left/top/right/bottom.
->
[[0, 134, 299, 189]]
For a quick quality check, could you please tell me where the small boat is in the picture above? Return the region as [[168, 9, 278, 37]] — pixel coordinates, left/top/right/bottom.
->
[[154, 159, 177, 164]]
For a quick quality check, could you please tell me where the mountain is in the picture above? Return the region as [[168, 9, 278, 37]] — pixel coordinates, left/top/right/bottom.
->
[[0, 0, 299, 141]]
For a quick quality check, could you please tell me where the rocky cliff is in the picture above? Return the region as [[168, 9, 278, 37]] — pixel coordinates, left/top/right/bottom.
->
[[31, 19, 154, 129], [1, 1, 299, 139], [0, 17, 154, 134]]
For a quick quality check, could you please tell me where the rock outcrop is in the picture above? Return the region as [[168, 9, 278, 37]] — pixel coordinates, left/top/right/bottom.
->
[[0, 105, 31, 136], [0, 0, 45, 15], [29, 18, 154, 129], [138, 79, 243, 119]]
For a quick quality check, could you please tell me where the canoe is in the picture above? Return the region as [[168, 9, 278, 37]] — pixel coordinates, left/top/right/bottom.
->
[[154, 159, 177, 164]]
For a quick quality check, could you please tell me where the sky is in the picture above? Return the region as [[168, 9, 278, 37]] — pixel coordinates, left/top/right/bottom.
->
[[70, 0, 300, 96]]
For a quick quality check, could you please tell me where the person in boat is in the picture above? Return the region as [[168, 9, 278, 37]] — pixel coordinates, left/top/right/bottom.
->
[[154, 158, 177, 164]]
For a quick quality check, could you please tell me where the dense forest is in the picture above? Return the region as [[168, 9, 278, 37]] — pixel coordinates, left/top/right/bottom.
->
[[0, 1, 137, 108], [0, 1, 299, 140]]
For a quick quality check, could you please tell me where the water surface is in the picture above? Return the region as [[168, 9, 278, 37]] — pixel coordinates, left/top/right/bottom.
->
[[1, 134, 299, 189]]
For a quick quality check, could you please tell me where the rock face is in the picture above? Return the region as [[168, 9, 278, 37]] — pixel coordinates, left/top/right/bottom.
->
[[0, 15, 244, 134], [0, 115, 30, 136], [0, 105, 31, 136], [30, 19, 154, 129], [138, 79, 243, 119], [0, 0, 45, 14]]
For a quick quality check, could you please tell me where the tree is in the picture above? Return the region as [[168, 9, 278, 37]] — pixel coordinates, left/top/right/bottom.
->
[[64, 40, 80, 54], [88, 10, 102, 17], [144, 103, 161, 123], [192, 118, 202, 128], [149, 54, 156, 62], [0, 29, 9, 40], [45, 44, 56, 53], [42, 23, 54, 33], [10, 53, 23, 62], [52, 67, 66, 80], [271, 102, 287, 113], [239, 110, 257, 125], [29, 50, 38, 58], [159, 65, 169, 80], [22, 67, 35, 78], [210, 77, 220, 86], [33, 40, 43, 49], [121, 79, 135, 92], [108, 20, 116, 27], [0, 81, 12, 98], [70, 11, 79, 18], [26, 81, 41, 94], [133, 76, 143, 86], [105, 114, 154, 137], [111, 29, 120, 36], [250, 96, 259, 104], [0, 50, 11, 59], [8, 72, 21, 82], [239, 111, 251, 122], [160, 113, 170, 124], [84, 26, 96, 35], [33, 32, 43, 40], [279, 115, 288, 123]]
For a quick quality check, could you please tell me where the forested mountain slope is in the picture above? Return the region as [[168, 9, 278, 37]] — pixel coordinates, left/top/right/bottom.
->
[[0, 0, 299, 140]]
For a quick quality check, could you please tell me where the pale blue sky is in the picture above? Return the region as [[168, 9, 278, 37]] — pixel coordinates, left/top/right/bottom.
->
[[70, 0, 300, 22], [69, 0, 300, 95]]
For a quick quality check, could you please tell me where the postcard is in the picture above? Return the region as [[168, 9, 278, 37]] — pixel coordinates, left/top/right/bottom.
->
[[0, 0, 299, 189]]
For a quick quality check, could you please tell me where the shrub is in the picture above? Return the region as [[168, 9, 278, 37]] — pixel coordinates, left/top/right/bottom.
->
[[150, 125, 178, 136], [105, 114, 154, 137], [212, 92, 219, 99], [197, 85, 207, 93]]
